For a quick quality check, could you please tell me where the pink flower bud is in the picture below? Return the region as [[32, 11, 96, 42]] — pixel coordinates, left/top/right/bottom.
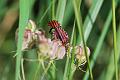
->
[[74, 45, 90, 66], [15, 20, 36, 51], [35, 30, 66, 60], [48, 40, 66, 59]]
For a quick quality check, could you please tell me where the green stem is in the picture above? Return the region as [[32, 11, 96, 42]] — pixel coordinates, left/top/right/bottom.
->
[[68, 0, 80, 79], [15, 0, 29, 80], [112, 0, 118, 80], [68, 21, 76, 80], [38, 3, 51, 25], [63, 49, 70, 80], [73, 0, 93, 80], [33, 62, 41, 80], [50, 1, 56, 80], [41, 61, 52, 80], [21, 59, 25, 80]]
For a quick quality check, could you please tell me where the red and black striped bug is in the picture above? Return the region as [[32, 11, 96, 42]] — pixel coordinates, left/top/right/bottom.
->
[[48, 20, 69, 46]]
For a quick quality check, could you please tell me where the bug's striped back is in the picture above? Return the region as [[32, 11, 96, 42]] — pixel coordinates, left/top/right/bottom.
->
[[48, 20, 60, 29], [48, 20, 69, 46]]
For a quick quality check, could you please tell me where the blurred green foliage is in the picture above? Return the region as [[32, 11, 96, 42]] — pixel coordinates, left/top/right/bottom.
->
[[0, 0, 120, 80]]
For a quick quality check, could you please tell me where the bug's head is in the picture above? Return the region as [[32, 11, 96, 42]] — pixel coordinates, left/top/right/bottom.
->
[[48, 20, 60, 28]]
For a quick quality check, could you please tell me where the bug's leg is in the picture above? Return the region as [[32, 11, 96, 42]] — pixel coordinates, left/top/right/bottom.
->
[[80, 61, 87, 66], [49, 28, 53, 34], [49, 28, 54, 39], [78, 66, 86, 72]]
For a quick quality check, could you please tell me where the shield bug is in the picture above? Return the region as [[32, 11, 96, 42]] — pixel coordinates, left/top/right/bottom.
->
[[48, 20, 69, 46]]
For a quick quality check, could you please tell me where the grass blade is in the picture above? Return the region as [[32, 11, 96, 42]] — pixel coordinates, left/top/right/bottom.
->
[[83, 10, 112, 80], [51, 0, 55, 19], [62, 0, 73, 26], [73, 0, 93, 79], [100, 24, 120, 80], [68, 0, 80, 79], [15, 0, 30, 80], [56, 0, 67, 25], [69, 22, 76, 80], [112, 0, 118, 79], [83, 0, 119, 79], [77, 0, 104, 44]]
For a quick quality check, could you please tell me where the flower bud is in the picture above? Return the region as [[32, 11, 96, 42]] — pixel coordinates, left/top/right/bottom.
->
[[35, 29, 66, 60], [48, 40, 66, 59], [26, 20, 36, 32], [74, 45, 90, 66], [15, 20, 36, 50]]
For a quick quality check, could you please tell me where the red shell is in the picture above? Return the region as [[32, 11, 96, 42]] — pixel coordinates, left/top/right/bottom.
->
[[48, 20, 60, 28], [48, 20, 69, 46]]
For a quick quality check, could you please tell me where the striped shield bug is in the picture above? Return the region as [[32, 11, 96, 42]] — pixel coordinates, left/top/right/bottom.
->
[[48, 20, 69, 46]]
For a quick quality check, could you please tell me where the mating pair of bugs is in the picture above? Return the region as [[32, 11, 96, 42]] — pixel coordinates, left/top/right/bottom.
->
[[48, 20, 69, 47]]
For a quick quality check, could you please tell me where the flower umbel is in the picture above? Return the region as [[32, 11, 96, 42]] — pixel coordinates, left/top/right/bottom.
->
[[15, 19, 90, 63], [15, 20, 66, 60]]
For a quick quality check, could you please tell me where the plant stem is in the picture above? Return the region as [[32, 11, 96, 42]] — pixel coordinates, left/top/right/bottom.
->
[[63, 49, 70, 80], [112, 0, 118, 80], [21, 59, 25, 80], [73, 0, 93, 80], [68, 21, 76, 80], [15, 0, 29, 80]]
